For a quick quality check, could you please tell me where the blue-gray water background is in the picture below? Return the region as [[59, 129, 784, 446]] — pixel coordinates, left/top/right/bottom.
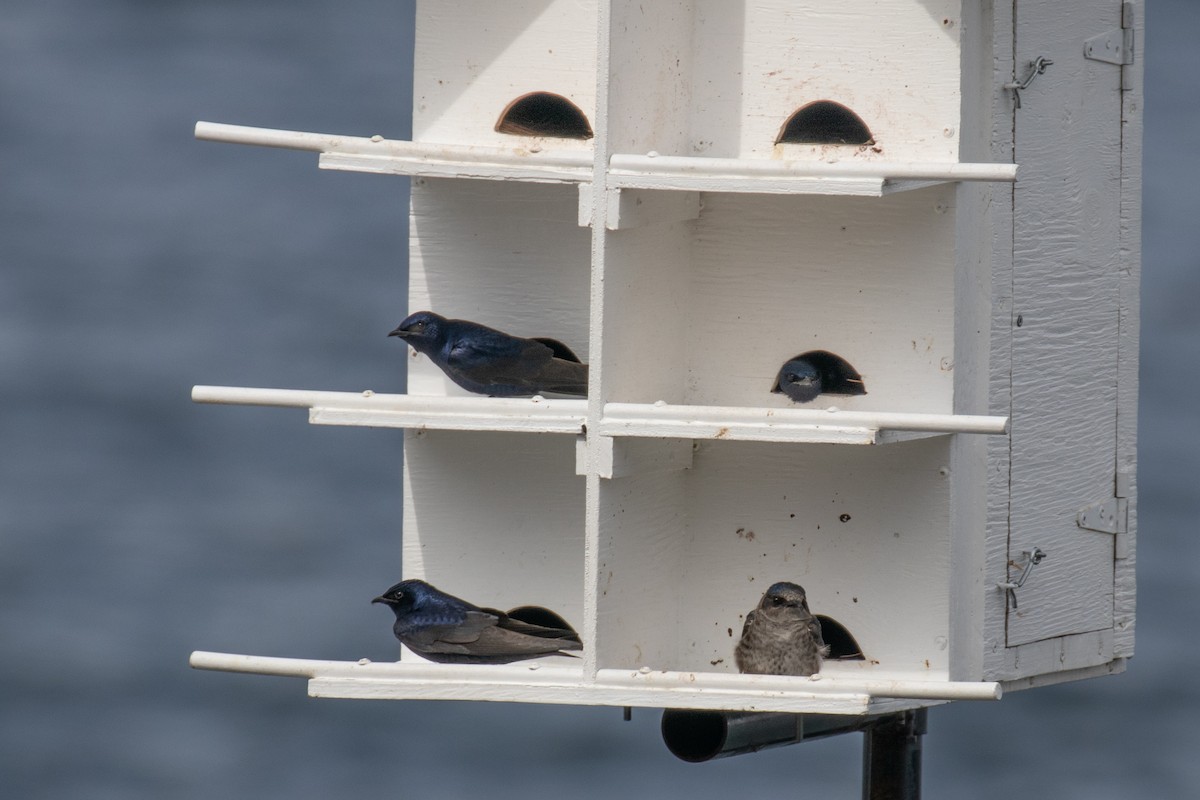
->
[[3, 2, 1197, 797]]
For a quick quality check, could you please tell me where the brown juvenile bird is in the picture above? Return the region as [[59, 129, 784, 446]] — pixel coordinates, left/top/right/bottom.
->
[[735, 582, 829, 676]]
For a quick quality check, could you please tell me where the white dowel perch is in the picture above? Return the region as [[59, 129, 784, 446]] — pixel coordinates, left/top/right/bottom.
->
[[191, 385, 588, 434], [194, 122, 1017, 192], [194, 121, 592, 167], [188, 651, 1001, 703], [601, 402, 1009, 437], [610, 153, 1018, 183]]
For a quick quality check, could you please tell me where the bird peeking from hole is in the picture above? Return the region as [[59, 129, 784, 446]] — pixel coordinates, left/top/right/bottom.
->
[[389, 311, 588, 397], [771, 350, 866, 403], [735, 581, 829, 676], [372, 579, 582, 664]]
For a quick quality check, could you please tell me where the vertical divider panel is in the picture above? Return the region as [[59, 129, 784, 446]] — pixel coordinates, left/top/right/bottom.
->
[[580, 0, 614, 679], [948, 0, 1001, 681], [586, 1, 698, 676]]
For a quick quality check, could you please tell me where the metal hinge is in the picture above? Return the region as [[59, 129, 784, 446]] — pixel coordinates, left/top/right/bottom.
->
[[1077, 498, 1127, 534], [1078, 468, 1132, 558], [1084, 2, 1136, 90]]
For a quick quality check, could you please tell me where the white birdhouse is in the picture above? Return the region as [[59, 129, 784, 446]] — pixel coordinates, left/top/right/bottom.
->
[[192, 0, 1142, 717]]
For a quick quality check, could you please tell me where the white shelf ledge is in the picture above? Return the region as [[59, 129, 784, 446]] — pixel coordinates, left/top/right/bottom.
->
[[192, 387, 1008, 443], [599, 403, 1009, 445], [195, 121, 1017, 197], [191, 385, 586, 434], [608, 153, 1018, 197], [195, 121, 592, 185], [190, 651, 1002, 714]]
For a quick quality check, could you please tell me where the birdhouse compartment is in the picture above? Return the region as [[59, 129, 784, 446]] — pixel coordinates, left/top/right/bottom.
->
[[406, 179, 591, 397], [595, 437, 952, 676], [402, 430, 586, 663], [599, 187, 957, 412], [414, 0, 597, 150], [608, 0, 964, 161]]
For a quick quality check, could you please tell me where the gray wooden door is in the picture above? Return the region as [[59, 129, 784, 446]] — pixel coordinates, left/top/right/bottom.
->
[[1007, 0, 1126, 647]]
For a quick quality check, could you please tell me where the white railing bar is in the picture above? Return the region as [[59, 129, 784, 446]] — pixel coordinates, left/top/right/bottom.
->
[[191, 385, 586, 416], [194, 121, 593, 168], [602, 402, 1009, 435], [595, 669, 1002, 701], [610, 153, 1018, 183], [189, 651, 1000, 701]]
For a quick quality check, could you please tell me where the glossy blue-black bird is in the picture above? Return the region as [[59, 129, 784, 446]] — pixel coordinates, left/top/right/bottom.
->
[[372, 579, 583, 664], [735, 581, 830, 676], [388, 311, 588, 397], [771, 350, 866, 403]]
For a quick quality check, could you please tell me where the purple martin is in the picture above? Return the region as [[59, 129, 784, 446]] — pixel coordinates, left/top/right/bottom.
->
[[372, 579, 583, 664], [735, 582, 830, 676], [771, 350, 866, 403], [388, 311, 588, 397]]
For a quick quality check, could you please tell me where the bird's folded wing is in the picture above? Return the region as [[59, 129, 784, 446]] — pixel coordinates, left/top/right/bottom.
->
[[496, 614, 582, 644], [530, 337, 582, 363], [532, 358, 589, 395], [447, 337, 553, 382], [469, 626, 581, 657], [400, 611, 498, 654]]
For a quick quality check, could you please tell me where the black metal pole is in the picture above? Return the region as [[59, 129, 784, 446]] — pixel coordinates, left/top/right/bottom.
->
[[862, 709, 926, 800]]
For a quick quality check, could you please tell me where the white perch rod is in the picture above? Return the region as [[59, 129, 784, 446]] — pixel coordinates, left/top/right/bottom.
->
[[194, 121, 592, 167], [191, 385, 584, 412], [610, 153, 1018, 182], [189, 652, 1001, 702], [192, 385, 388, 409], [603, 402, 1009, 435]]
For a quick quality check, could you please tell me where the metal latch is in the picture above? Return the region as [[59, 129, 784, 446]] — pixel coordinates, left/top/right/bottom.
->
[[999, 548, 1047, 610]]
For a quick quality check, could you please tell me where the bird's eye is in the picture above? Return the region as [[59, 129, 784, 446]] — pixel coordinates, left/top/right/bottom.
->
[[771, 596, 785, 605], [410, 322, 425, 332]]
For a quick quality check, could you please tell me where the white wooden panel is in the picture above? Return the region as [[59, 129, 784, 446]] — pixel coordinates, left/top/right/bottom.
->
[[605, 0, 695, 155], [402, 430, 586, 645], [408, 179, 591, 396], [675, 438, 953, 675], [413, 0, 598, 149], [1006, 0, 1122, 647], [686, 188, 957, 412], [948, 0, 1006, 681], [594, 469, 688, 670], [696, 0, 963, 161], [981, 0, 1018, 680], [597, 219, 692, 404]]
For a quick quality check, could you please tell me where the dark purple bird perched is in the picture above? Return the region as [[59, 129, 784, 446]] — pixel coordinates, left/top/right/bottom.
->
[[735, 582, 830, 676], [388, 311, 588, 397], [771, 350, 866, 403], [372, 579, 583, 664]]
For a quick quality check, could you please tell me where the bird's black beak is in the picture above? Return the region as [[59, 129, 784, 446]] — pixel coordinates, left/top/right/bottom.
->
[[371, 596, 391, 605], [387, 327, 409, 339]]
